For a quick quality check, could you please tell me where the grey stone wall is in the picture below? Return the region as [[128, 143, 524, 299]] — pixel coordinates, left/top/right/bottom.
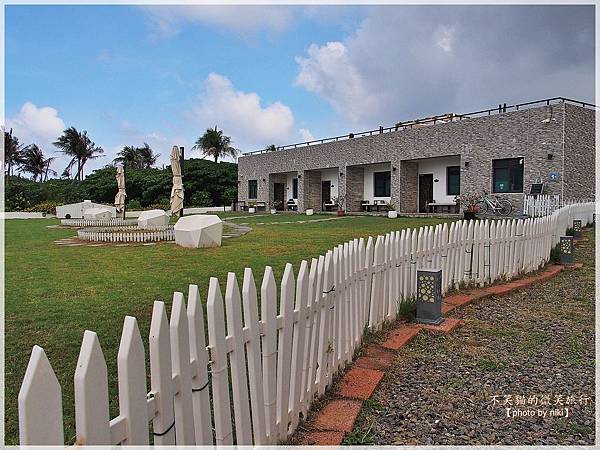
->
[[346, 166, 365, 212], [563, 103, 595, 200], [238, 102, 594, 213]]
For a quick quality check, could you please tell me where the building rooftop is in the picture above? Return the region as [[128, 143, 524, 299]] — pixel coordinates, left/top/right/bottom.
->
[[243, 96, 595, 157]]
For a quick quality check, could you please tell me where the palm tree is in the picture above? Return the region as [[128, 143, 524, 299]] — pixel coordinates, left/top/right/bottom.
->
[[4, 128, 25, 176], [53, 127, 104, 180], [20, 144, 55, 182], [193, 126, 240, 163], [113, 143, 159, 169]]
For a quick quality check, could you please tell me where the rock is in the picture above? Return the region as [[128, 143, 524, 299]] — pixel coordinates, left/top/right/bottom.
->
[[174, 214, 223, 248], [83, 207, 112, 220], [137, 209, 170, 228]]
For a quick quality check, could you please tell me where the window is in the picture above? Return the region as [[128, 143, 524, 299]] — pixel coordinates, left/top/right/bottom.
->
[[248, 180, 258, 199], [374, 171, 391, 197], [446, 166, 460, 195], [292, 178, 298, 199], [492, 158, 523, 193]]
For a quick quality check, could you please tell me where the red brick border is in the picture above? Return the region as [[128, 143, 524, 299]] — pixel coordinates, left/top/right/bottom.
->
[[296, 262, 580, 444]]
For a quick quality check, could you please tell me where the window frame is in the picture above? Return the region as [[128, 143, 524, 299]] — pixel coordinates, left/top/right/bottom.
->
[[248, 179, 258, 199], [492, 157, 524, 193], [446, 166, 461, 196], [373, 171, 391, 197]]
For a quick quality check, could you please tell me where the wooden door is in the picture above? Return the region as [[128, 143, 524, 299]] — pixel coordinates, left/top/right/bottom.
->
[[273, 183, 285, 210], [418, 174, 433, 213]]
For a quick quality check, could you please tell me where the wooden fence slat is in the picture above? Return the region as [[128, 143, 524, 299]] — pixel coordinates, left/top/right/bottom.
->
[[117, 316, 149, 445], [277, 263, 296, 439], [289, 260, 309, 432], [241, 268, 268, 445], [317, 251, 333, 395], [187, 285, 213, 445], [260, 267, 279, 443], [18, 346, 64, 445], [170, 292, 196, 444], [149, 301, 176, 445], [224, 272, 253, 444], [206, 278, 234, 445], [74, 331, 111, 445], [305, 256, 324, 412]]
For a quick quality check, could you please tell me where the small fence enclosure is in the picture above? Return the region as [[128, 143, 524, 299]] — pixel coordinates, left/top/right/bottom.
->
[[19, 202, 595, 445]]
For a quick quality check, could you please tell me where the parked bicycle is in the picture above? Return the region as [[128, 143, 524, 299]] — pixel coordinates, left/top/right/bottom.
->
[[475, 191, 513, 216]]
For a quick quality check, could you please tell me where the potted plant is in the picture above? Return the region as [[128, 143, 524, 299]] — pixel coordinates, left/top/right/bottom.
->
[[332, 196, 346, 216], [460, 194, 479, 220], [270, 200, 282, 214], [385, 201, 398, 219], [248, 201, 256, 214]]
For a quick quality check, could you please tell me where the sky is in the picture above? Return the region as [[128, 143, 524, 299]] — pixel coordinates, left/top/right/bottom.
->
[[5, 4, 595, 178]]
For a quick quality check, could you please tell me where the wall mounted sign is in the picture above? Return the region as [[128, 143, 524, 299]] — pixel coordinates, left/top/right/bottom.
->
[[548, 172, 560, 182]]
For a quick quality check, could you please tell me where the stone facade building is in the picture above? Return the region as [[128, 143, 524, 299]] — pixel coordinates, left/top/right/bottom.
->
[[237, 98, 595, 214]]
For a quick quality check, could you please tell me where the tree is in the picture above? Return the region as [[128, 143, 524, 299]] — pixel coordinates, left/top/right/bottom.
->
[[20, 144, 56, 182], [4, 128, 24, 176], [113, 143, 159, 169], [53, 127, 104, 180], [193, 126, 240, 163]]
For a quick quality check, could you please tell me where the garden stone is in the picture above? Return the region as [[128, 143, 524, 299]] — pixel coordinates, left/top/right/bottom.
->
[[174, 215, 223, 248], [83, 207, 112, 220], [137, 209, 170, 228]]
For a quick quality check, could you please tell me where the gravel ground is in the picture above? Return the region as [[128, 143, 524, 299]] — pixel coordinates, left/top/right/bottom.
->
[[346, 229, 596, 446]]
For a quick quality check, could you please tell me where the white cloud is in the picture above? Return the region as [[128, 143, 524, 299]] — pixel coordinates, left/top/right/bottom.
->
[[299, 128, 315, 142], [142, 5, 296, 37], [295, 42, 379, 123], [294, 6, 594, 127], [192, 73, 295, 152], [6, 102, 65, 147]]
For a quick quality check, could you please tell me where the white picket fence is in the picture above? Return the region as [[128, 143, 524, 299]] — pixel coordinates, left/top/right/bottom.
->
[[61, 218, 138, 228], [77, 226, 174, 243], [523, 194, 594, 218], [18, 202, 595, 445]]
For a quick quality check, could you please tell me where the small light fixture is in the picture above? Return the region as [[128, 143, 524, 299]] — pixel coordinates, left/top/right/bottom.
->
[[464, 161, 470, 168], [262, 178, 266, 182], [434, 179, 439, 183], [298, 174, 302, 179], [573, 220, 582, 240], [339, 172, 344, 177], [560, 236, 573, 265], [547, 153, 554, 160], [392, 167, 397, 172], [416, 269, 443, 325]]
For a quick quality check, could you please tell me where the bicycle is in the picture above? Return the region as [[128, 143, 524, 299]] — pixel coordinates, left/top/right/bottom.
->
[[475, 191, 513, 216]]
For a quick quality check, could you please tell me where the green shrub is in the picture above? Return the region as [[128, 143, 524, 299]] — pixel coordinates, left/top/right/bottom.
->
[[25, 201, 64, 214], [550, 243, 561, 263], [190, 191, 212, 207], [127, 199, 142, 211], [566, 227, 574, 236], [398, 297, 416, 321], [147, 202, 171, 211]]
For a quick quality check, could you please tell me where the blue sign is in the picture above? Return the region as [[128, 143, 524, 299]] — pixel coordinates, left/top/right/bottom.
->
[[548, 172, 560, 182]]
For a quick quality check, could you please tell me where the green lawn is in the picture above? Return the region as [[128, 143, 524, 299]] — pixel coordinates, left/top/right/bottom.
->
[[5, 214, 453, 444]]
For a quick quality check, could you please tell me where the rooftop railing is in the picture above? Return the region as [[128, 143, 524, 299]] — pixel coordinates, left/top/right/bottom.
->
[[243, 96, 596, 156]]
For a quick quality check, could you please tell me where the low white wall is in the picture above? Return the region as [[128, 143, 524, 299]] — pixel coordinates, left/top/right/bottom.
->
[[417, 155, 461, 203], [363, 162, 392, 203], [3, 212, 53, 219]]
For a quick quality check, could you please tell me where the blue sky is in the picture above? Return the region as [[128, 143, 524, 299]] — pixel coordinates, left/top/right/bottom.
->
[[5, 5, 595, 177]]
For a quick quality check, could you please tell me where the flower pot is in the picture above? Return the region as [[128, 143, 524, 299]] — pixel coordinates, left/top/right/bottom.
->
[[388, 210, 398, 219], [305, 208, 314, 216], [248, 207, 256, 213], [463, 210, 477, 220], [270, 209, 277, 214], [337, 210, 345, 217]]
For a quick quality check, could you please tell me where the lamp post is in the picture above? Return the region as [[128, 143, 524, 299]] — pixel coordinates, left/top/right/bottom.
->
[[416, 268, 443, 325], [559, 236, 574, 265], [572, 219, 582, 240]]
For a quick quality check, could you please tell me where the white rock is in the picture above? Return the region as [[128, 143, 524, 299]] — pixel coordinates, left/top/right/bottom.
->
[[174, 215, 223, 248], [83, 207, 113, 220], [137, 209, 170, 228]]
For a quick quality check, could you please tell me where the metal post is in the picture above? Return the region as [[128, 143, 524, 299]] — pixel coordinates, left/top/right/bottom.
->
[[416, 268, 443, 325], [179, 146, 184, 218]]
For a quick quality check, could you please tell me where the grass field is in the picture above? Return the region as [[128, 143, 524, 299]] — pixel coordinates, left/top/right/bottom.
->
[[5, 213, 453, 444]]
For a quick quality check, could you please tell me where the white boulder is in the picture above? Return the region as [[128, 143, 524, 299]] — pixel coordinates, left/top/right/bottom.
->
[[137, 209, 170, 228], [174, 215, 223, 248], [83, 207, 112, 220]]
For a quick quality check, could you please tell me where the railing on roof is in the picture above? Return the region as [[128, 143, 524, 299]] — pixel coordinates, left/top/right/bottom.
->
[[243, 96, 597, 156]]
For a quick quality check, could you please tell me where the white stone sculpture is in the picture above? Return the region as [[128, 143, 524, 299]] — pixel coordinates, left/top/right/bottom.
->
[[137, 209, 170, 228], [83, 207, 113, 220], [174, 215, 223, 248]]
